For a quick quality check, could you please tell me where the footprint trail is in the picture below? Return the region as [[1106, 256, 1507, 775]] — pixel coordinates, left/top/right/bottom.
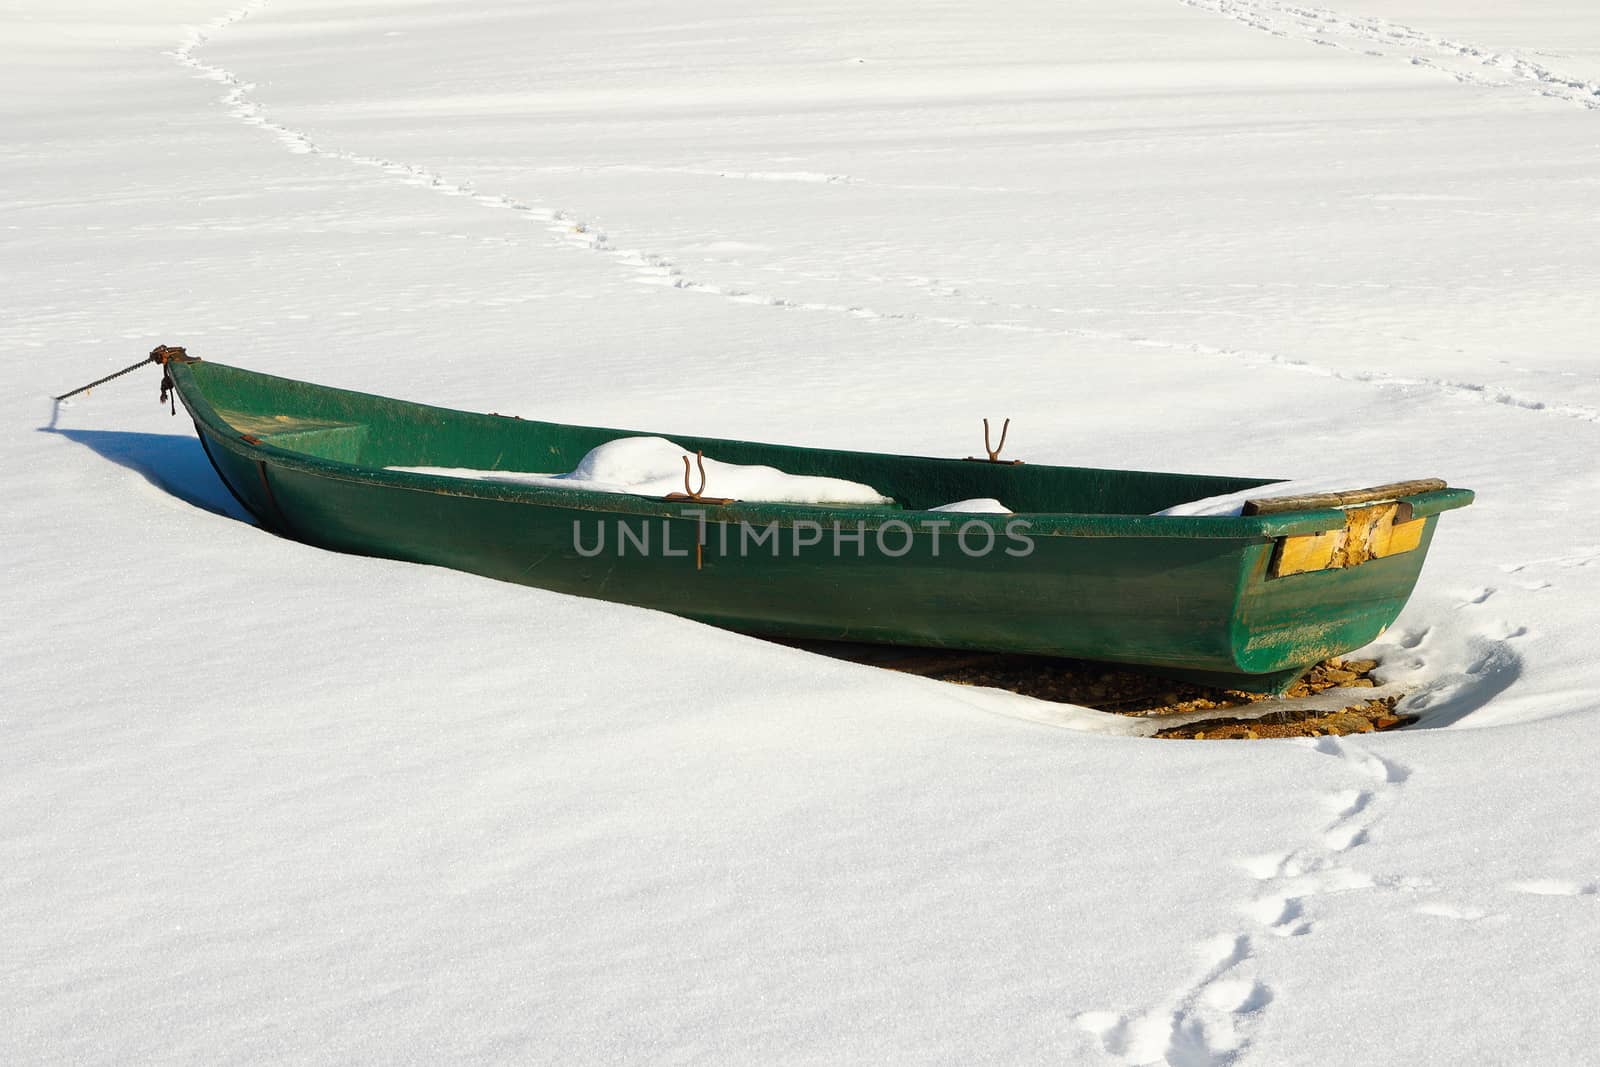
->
[[1179, 1, 1600, 113], [1079, 739, 1413, 1065]]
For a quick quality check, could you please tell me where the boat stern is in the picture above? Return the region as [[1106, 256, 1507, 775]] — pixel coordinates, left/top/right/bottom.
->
[[1227, 487, 1473, 681]]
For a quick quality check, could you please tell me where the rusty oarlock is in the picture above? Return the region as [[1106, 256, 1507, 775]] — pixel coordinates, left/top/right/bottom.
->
[[664, 451, 732, 571], [964, 417, 1023, 465], [664, 451, 735, 506]]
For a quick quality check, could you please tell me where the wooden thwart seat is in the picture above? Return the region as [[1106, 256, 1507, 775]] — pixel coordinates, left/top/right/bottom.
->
[[213, 410, 360, 438], [1243, 478, 1447, 516], [212, 410, 370, 462]]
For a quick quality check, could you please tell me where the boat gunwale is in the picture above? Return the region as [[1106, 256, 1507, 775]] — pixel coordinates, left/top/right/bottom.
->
[[170, 361, 1475, 540]]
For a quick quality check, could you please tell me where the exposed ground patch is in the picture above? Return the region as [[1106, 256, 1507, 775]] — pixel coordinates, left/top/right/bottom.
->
[[795, 642, 1412, 739]]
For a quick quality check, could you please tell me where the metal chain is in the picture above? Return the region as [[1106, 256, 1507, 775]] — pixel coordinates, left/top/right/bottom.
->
[[53, 356, 157, 401], [54, 345, 196, 414]]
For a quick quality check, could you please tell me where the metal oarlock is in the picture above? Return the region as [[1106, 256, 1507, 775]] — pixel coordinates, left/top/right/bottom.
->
[[665, 451, 735, 506], [965, 417, 1023, 465], [662, 451, 728, 571]]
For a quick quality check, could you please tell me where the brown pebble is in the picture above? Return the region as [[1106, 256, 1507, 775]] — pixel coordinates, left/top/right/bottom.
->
[[1323, 668, 1358, 683], [1348, 678, 1376, 688]]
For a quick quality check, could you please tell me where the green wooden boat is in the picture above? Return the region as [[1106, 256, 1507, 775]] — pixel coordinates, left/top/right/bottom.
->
[[158, 347, 1473, 691]]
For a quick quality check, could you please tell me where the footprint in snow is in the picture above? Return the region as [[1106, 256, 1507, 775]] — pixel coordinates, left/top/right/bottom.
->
[[1077, 934, 1266, 1067], [1396, 626, 1430, 649]]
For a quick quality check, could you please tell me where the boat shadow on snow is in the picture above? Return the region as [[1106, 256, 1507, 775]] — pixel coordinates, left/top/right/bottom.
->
[[43, 425, 255, 524]]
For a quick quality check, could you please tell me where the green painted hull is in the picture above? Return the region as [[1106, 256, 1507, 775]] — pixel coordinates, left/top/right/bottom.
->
[[168, 360, 1473, 690]]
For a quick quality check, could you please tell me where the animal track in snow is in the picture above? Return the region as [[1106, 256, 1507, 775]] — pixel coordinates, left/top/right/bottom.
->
[[1244, 894, 1310, 937], [1083, 740, 1411, 1064], [1077, 934, 1267, 1067], [1178, 1, 1600, 113], [1499, 548, 1600, 575], [1408, 876, 1594, 923], [1323, 821, 1369, 852], [1395, 626, 1430, 650], [1233, 743, 1411, 945]]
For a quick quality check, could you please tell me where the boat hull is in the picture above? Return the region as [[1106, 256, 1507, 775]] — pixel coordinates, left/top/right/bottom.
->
[[171, 359, 1465, 691]]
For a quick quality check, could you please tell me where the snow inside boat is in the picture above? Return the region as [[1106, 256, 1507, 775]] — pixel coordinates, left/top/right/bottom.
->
[[160, 349, 1474, 691]]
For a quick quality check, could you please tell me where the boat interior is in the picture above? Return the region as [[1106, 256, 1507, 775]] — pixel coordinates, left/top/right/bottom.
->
[[188, 361, 1276, 515]]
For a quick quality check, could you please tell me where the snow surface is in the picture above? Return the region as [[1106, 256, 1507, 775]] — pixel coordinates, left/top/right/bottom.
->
[[392, 436, 894, 505], [7, 0, 1600, 1063]]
